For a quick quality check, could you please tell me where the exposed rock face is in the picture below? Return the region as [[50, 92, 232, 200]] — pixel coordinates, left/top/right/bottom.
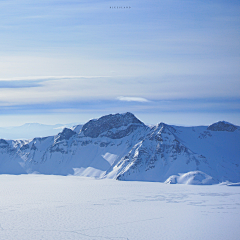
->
[[116, 123, 209, 182], [81, 112, 144, 138], [207, 121, 237, 132], [55, 128, 76, 142], [0, 114, 239, 184], [0, 139, 9, 147]]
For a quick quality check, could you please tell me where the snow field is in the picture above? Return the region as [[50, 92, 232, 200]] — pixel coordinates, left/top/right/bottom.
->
[[0, 174, 240, 240]]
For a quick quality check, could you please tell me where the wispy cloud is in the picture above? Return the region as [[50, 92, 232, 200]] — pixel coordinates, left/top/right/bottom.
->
[[117, 96, 150, 102], [0, 80, 42, 88], [0, 74, 239, 107], [0, 76, 110, 81], [0, 0, 239, 126], [0, 75, 110, 88]]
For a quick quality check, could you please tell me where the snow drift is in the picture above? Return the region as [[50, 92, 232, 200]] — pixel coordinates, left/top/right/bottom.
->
[[164, 171, 218, 185]]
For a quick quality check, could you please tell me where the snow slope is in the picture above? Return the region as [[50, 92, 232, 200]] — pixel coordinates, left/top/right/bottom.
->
[[116, 121, 240, 183], [0, 175, 240, 240], [0, 113, 239, 184]]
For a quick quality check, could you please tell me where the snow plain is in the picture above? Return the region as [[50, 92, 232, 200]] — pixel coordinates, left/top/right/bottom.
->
[[0, 175, 240, 240]]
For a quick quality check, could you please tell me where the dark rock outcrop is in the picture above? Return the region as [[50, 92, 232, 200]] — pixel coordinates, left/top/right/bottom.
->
[[55, 128, 76, 142], [207, 121, 237, 132], [81, 112, 144, 138]]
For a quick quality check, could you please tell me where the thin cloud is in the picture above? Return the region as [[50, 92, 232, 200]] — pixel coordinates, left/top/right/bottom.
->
[[0, 75, 110, 81], [0, 80, 42, 89], [0, 75, 110, 89], [117, 96, 150, 103]]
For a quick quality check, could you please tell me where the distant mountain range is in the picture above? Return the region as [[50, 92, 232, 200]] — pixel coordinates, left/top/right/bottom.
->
[[0, 123, 80, 140], [0, 112, 239, 185]]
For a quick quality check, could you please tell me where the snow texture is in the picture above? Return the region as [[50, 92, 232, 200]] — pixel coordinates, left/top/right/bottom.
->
[[0, 175, 240, 240], [164, 171, 218, 185]]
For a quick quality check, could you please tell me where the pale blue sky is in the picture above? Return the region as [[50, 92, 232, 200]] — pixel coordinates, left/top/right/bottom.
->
[[0, 0, 239, 126]]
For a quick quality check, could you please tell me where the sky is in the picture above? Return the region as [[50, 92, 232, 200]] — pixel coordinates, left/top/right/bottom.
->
[[0, 0, 239, 127]]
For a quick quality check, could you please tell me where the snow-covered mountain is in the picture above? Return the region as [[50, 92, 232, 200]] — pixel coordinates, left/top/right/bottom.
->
[[0, 113, 239, 184]]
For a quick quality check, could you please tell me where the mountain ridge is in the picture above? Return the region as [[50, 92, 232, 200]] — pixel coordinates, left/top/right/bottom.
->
[[0, 112, 239, 185]]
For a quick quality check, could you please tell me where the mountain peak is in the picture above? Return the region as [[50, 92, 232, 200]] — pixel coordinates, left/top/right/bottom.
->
[[55, 128, 76, 142], [207, 121, 237, 132], [81, 112, 144, 138]]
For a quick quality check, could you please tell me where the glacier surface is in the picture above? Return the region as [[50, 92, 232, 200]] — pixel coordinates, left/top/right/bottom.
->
[[0, 175, 240, 240]]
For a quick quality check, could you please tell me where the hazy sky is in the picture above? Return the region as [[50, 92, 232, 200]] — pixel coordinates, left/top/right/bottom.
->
[[0, 0, 239, 126]]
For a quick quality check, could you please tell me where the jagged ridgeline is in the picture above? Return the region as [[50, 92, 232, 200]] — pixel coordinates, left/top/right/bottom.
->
[[0, 112, 239, 185]]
